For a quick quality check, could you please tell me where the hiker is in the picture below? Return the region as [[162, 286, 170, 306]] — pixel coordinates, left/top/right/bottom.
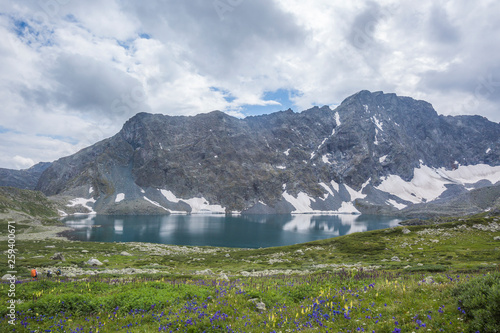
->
[[46, 270, 52, 278], [31, 269, 38, 280], [56, 269, 62, 276]]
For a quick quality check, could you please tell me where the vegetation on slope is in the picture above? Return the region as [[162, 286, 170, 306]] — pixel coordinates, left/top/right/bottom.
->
[[0, 186, 59, 219]]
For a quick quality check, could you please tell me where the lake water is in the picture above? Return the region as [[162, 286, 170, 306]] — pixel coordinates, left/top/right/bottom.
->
[[62, 214, 401, 248]]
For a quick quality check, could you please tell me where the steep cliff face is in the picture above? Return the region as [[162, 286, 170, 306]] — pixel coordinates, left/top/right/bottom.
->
[[35, 90, 500, 216]]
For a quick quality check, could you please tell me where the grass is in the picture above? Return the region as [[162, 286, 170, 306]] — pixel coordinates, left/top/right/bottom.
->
[[0, 212, 499, 332], [1, 271, 497, 332]]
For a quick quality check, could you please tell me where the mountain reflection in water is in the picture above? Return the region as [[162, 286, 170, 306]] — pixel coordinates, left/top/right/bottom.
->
[[62, 214, 401, 248]]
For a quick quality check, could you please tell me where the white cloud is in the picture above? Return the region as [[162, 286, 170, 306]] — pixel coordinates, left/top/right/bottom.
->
[[12, 155, 34, 170], [0, 0, 499, 169]]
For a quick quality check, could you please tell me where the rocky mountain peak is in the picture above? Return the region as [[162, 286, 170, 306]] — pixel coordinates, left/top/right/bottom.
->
[[27, 90, 500, 217]]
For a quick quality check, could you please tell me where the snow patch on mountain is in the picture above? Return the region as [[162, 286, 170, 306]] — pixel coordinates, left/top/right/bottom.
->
[[372, 116, 383, 131], [183, 197, 225, 214], [330, 180, 340, 192], [144, 196, 168, 211], [335, 112, 341, 126], [160, 190, 225, 213], [376, 164, 500, 204], [387, 199, 407, 210], [160, 190, 180, 203], [338, 202, 360, 214], [345, 184, 366, 201], [115, 193, 125, 203], [67, 197, 97, 214], [319, 182, 335, 197], [282, 191, 315, 213], [438, 164, 500, 185]]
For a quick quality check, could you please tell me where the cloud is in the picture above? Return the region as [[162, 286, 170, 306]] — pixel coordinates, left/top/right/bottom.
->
[[427, 5, 460, 45], [0, 0, 499, 169], [12, 155, 34, 170]]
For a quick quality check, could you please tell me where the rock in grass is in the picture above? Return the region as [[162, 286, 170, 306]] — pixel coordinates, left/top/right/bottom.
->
[[2, 274, 13, 280], [218, 273, 229, 281], [494, 236, 500, 241], [196, 269, 214, 275], [249, 298, 267, 311], [391, 256, 401, 262], [50, 253, 65, 261], [120, 251, 132, 256], [256, 301, 266, 312], [86, 258, 103, 266], [402, 228, 411, 234], [424, 276, 434, 284]]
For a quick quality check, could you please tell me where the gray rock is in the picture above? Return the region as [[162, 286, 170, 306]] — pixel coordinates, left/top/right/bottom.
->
[[86, 258, 103, 266], [256, 301, 266, 312], [218, 273, 229, 281], [424, 276, 434, 284], [81, 250, 89, 253], [45, 245, 55, 248], [50, 253, 65, 261], [120, 251, 132, 256], [402, 228, 411, 234], [196, 269, 214, 275], [494, 236, 500, 241], [1, 274, 14, 280], [391, 256, 401, 262]]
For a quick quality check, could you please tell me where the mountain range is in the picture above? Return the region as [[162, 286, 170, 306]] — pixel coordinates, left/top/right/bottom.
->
[[3, 90, 500, 217]]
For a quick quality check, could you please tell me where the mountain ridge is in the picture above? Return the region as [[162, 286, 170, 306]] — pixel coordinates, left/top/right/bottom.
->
[[6, 90, 500, 216]]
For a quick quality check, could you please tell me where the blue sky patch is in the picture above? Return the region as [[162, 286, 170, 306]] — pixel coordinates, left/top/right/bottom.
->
[[210, 87, 236, 103], [0, 126, 12, 134], [36, 134, 79, 145], [241, 88, 301, 116]]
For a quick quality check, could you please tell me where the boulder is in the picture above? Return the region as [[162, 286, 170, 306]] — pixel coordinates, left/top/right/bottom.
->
[[50, 253, 65, 261], [86, 258, 103, 266]]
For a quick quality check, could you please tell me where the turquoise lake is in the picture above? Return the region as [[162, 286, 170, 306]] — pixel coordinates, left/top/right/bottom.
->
[[62, 214, 401, 248]]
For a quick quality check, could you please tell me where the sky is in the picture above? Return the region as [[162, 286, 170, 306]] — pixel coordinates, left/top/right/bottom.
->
[[0, 0, 499, 169]]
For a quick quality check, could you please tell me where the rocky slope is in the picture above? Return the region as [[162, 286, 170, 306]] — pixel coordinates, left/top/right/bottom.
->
[[34, 90, 500, 216], [0, 162, 51, 190]]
